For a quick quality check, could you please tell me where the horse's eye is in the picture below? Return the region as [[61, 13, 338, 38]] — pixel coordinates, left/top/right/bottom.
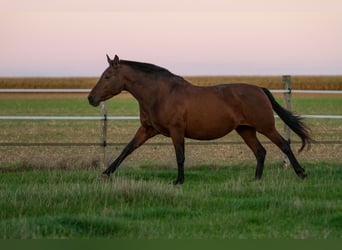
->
[[104, 75, 110, 80]]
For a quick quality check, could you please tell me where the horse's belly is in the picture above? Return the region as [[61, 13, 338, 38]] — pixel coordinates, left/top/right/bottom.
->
[[185, 116, 235, 140]]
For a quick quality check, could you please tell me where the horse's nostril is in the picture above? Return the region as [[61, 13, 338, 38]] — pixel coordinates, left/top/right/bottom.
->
[[88, 95, 99, 107]]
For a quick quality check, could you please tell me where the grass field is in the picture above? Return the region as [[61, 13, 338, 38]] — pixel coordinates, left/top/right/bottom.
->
[[0, 77, 342, 239], [1, 163, 341, 239]]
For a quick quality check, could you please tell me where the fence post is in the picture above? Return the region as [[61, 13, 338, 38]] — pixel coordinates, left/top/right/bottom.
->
[[101, 101, 108, 168], [282, 75, 292, 168]]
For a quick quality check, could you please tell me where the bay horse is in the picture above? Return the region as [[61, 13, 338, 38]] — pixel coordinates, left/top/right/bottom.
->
[[88, 55, 313, 184]]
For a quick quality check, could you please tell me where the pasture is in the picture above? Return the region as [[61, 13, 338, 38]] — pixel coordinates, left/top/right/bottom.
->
[[0, 76, 342, 238]]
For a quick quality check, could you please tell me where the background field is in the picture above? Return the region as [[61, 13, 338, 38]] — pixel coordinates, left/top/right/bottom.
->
[[0, 76, 341, 239], [1, 75, 342, 89]]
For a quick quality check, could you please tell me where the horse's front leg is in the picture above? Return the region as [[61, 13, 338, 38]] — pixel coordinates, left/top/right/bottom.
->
[[170, 131, 185, 185], [102, 126, 158, 179]]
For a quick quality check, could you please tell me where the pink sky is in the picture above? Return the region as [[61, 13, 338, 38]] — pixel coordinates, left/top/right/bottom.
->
[[1, 0, 341, 76]]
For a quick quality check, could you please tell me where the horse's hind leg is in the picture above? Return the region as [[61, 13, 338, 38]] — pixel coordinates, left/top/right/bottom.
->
[[261, 128, 307, 179], [235, 126, 266, 180]]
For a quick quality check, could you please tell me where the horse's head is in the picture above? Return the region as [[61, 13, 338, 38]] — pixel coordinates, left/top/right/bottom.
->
[[88, 54, 124, 107]]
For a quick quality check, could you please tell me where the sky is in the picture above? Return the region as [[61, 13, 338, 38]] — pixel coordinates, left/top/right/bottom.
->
[[1, 0, 341, 76]]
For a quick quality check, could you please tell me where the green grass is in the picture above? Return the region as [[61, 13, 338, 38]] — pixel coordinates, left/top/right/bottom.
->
[[0, 94, 139, 116], [0, 162, 341, 239], [292, 96, 342, 115]]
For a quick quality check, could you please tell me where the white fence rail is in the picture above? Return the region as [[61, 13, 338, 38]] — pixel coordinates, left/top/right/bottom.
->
[[0, 116, 140, 120], [1, 115, 342, 120], [0, 89, 90, 93], [2, 88, 342, 94]]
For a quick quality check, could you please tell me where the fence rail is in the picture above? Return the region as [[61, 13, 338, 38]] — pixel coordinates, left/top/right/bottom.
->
[[2, 88, 342, 94], [0, 116, 140, 120], [1, 115, 342, 120], [0, 88, 293, 94], [0, 89, 90, 93]]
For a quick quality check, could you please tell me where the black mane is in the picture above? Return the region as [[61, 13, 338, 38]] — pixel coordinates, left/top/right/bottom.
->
[[120, 60, 177, 77]]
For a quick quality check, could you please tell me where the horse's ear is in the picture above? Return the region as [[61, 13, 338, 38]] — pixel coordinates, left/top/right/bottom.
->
[[113, 54, 120, 67], [106, 54, 113, 66]]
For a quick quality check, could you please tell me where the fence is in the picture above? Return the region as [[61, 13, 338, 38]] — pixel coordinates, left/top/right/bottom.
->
[[1, 75, 342, 167]]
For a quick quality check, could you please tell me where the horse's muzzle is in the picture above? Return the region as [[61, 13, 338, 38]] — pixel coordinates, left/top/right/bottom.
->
[[88, 95, 100, 107]]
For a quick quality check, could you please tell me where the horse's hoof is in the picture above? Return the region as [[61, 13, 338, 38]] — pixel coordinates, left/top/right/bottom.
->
[[172, 179, 184, 185], [254, 176, 262, 181], [100, 174, 110, 181], [300, 172, 307, 179]]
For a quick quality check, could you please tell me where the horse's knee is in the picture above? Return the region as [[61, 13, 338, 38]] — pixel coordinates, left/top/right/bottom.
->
[[254, 147, 266, 180], [257, 147, 266, 161], [279, 139, 292, 155]]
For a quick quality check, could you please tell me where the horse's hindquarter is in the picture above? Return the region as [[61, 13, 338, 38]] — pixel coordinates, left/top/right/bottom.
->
[[225, 84, 275, 131], [183, 84, 275, 140]]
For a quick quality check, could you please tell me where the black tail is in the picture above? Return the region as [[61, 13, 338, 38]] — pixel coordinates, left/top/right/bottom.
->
[[262, 88, 314, 152]]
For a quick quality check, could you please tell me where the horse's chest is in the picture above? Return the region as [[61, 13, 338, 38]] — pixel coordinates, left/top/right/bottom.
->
[[139, 108, 171, 135]]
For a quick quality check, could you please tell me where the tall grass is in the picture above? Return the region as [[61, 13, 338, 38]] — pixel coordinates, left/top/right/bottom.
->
[[0, 163, 341, 239]]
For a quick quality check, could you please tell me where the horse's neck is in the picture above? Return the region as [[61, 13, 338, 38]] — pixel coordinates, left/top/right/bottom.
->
[[123, 73, 160, 108], [122, 67, 189, 108]]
